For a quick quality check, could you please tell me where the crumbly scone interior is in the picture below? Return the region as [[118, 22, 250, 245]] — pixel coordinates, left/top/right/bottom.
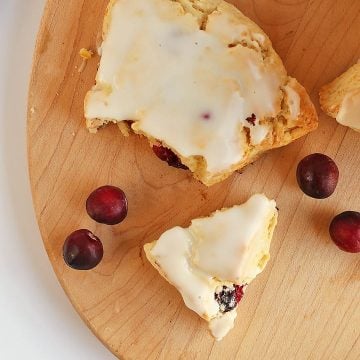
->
[[170, 0, 221, 25], [85, 0, 318, 186], [319, 62, 360, 118]]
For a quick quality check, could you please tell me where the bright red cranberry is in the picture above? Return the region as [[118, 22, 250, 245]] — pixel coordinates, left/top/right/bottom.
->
[[234, 284, 245, 303], [152, 145, 188, 170], [329, 211, 360, 253], [296, 153, 339, 199], [215, 284, 246, 313], [86, 186, 128, 225], [63, 229, 103, 270]]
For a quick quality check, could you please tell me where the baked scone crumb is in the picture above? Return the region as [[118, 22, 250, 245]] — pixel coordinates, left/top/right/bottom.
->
[[78, 48, 94, 73], [79, 48, 94, 60]]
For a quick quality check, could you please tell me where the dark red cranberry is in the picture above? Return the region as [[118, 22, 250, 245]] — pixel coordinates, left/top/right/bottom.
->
[[329, 211, 360, 253], [152, 145, 188, 170], [246, 113, 256, 126], [86, 186, 128, 225], [215, 284, 246, 313], [296, 153, 339, 199], [63, 229, 103, 270], [201, 112, 211, 120]]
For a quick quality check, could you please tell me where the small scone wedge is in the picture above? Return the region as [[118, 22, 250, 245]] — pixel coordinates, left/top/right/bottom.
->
[[144, 194, 278, 340], [319, 62, 360, 132], [85, 0, 318, 185]]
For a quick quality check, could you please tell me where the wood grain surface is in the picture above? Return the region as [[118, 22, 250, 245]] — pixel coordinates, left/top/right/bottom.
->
[[28, 1, 360, 359]]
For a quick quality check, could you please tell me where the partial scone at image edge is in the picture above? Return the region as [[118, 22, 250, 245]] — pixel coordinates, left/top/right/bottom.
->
[[84, 0, 318, 186], [319, 61, 360, 132]]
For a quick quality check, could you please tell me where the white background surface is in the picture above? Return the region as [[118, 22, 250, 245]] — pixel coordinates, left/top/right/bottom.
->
[[0, 1, 115, 359]]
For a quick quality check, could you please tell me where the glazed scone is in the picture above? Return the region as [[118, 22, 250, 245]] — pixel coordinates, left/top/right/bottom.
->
[[85, 0, 318, 186], [144, 194, 278, 340], [319, 62, 360, 132]]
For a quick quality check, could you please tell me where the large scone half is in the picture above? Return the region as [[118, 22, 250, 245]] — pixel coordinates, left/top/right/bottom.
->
[[319, 62, 360, 132], [85, 0, 318, 186], [144, 194, 278, 340]]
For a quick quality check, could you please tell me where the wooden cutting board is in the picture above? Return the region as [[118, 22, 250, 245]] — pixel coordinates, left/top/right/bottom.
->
[[28, 1, 360, 359]]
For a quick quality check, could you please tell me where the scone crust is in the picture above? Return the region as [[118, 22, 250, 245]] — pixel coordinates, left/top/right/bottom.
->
[[85, 0, 318, 186], [319, 62, 360, 118]]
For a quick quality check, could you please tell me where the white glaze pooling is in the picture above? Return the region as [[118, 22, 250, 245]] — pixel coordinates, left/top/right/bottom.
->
[[208, 310, 237, 341], [148, 194, 277, 339], [337, 89, 360, 132], [85, 0, 283, 172], [150, 226, 220, 319]]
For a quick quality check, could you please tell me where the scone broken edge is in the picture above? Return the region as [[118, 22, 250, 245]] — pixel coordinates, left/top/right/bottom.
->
[[319, 62, 360, 118]]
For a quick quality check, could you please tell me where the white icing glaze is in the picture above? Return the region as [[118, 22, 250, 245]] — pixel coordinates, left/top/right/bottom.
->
[[250, 124, 269, 145], [85, 0, 283, 172], [209, 310, 237, 341], [284, 85, 300, 120], [190, 194, 276, 283], [336, 89, 360, 132], [148, 194, 277, 339], [151, 226, 220, 319]]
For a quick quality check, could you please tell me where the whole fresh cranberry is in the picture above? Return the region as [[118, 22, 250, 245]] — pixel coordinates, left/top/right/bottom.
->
[[296, 153, 339, 199], [63, 229, 103, 270], [86, 186, 128, 225], [329, 211, 360, 253]]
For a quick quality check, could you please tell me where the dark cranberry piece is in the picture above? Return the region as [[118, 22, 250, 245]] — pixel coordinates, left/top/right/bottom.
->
[[86, 185, 128, 225], [215, 284, 246, 313], [246, 113, 256, 126], [296, 153, 339, 199], [201, 112, 211, 120], [329, 211, 360, 253], [63, 229, 103, 270], [152, 145, 188, 170]]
